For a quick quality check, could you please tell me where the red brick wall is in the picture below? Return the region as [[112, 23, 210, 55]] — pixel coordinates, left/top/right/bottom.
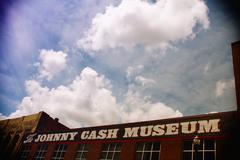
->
[[87, 143, 102, 160], [27, 143, 38, 159], [120, 142, 136, 160], [160, 139, 182, 160], [64, 143, 78, 160], [37, 112, 69, 132]]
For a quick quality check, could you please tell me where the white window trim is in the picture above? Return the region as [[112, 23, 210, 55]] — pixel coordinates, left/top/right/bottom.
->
[[51, 144, 67, 160], [34, 145, 48, 160], [100, 143, 121, 160], [136, 142, 161, 160], [75, 144, 88, 160], [183, 140, 216, 160]]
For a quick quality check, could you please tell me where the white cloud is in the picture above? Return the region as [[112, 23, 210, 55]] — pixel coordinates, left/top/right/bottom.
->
[[121, 91, 182, 122], [126, 65, 144, 80], [37, 49, 67, 80], [215, 81, 226, 97], [203, 63, 211, 75], [0, 113, 7, 120], [215, 79, 234, 97], [10, 67, 120, 127], [135, 76, 156, 86], [9, 67, 182, 127], [78, 0, 209, 51]]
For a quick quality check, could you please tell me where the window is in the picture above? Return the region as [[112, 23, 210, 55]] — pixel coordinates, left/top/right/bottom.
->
[[75, 144, 89, 160], [99, 143, 121, 160], [135, 142, 161, 160], [51, 144, 68, 160], [34, 145, 48, 160], [19, 145, 31, 160], [183, 140, 216, 160]]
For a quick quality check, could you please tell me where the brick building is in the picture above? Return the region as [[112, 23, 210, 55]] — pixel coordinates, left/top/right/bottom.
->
[[20, 111, 239, 160], [0, 112, 68, 159]]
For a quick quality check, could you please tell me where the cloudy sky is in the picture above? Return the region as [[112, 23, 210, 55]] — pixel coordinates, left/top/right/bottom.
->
[[0, 0, 239, 127]]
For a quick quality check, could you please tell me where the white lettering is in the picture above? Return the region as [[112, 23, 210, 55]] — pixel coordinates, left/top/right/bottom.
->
[[24, 133, 37, 143], [27, 119, 221, 142], [88, 131, 97, 139], [69, 132, 78, 140], [53, 134, 61, 141], [165, 123, 179, 135], [123, 127, 139, 138], [40, 135, 47, 142], [81, 131, 89, 140], [97, 130, 107, 139], [140, 126, 153, 137], [106, 129, 119, 139], [60, 133, 68, 141], [46, 134, 54, 141], [181, 121, 197, 134], [198, 119, 220, 133], [152, 125, 165, 136]]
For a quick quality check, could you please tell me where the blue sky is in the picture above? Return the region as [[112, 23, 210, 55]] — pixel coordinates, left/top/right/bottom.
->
[[0, 0, 239, 127]]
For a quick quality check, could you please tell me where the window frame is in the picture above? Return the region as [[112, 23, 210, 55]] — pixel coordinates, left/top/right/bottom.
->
[[34, 144, 48, 160], [75, 143, 89, 160], [182, 139, 216, 160], [19, 145, 31, 160], [99, 143, 122, 160], [135, 141, 161, 160], [51, 144, 68, 160]]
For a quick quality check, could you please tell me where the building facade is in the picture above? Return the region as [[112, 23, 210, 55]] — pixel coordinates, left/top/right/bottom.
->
[[0, 112, 68, 160], [20, 111, 239, 160]]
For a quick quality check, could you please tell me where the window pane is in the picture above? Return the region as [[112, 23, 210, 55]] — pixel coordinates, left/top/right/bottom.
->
[[193, 140, 203, 151], [205, 152, 215, 160], [143, 152, 150, 160], [109, 144, 115, 151], [136, 143, 144, 151], [78, 144, 84, 151], [194, 144, 202, 151], [136, 142, 161, 160], [194, 152, 203, 160], [183, 140, 216, 160], [144, 143, 152, 151], [199, 141, 203, 150], [205, 140, 215, 150], [51, 145, 67, 159], [151, 152, 159, 160], [102, 144, 109, 151], [184, 141, 192, 150], [113, 152, 120, 160], [19, 145, 31, 160], [115, 144, 121, 151], [82, 152, 88, 158], [75, 144, 89, 159], [183, 152, 192, 160], [152, 142, 160, 151], [107, 152, 113, 159], [34, 145, 48, 159], [100, 143, 121, 160]]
